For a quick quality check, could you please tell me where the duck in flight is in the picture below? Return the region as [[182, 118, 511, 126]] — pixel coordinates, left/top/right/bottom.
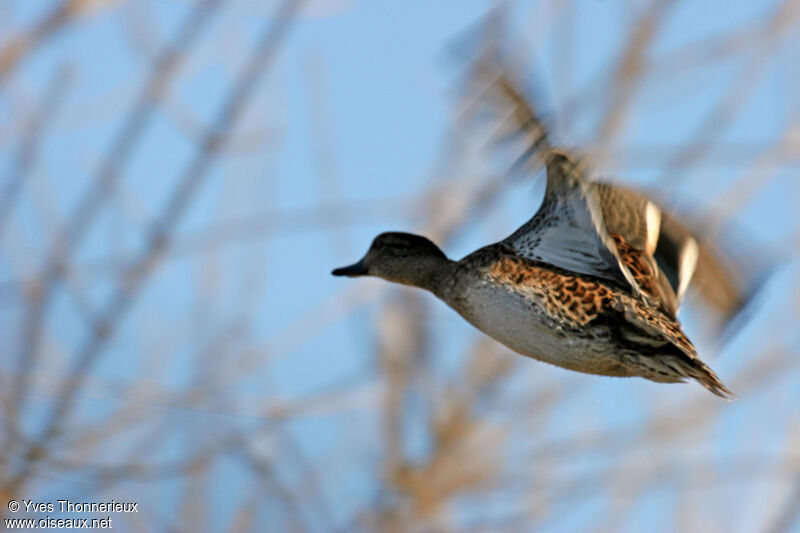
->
[[332, 150, 733, 398]]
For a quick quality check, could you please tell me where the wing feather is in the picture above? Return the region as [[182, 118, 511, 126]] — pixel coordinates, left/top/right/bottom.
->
[[502, 152, 642, 298]]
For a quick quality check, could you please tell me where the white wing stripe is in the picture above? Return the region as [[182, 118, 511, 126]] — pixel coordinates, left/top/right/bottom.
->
[[677, 236, 700, 302], [645, 200, 662, 255]]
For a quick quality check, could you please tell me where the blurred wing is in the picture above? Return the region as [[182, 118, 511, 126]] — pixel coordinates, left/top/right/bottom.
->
[[458, 38, 553, 179], [592, 182, 774, 327], [592, 182, 681, 318], [502, 152, 642, 297], [463, 51, 665, 307], [460, 35, 770, 326], [593, 182, 661, 254], [652, 210, 700, 304], [656, 209, 775, 332]]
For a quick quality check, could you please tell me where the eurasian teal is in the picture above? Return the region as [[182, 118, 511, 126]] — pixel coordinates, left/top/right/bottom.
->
[[332, 151, 733, 399]]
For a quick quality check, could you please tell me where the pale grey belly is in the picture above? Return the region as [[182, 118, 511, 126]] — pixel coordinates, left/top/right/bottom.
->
[[448, 283, 631, 377]]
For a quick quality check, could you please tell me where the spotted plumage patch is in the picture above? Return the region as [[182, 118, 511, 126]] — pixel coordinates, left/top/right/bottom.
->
[[487, 255, 613, 326], [608, 232, 658, 295], [479, 249, 733, 398], [608, 231, 677, 317]]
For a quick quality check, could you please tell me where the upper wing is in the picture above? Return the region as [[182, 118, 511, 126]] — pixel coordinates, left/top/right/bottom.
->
[[650, 209, 700, 305], [593, 183, 661, 255], [463, 42, 771, 326], [464, 53, 673, 310], [655, 208, 773, 331], [502, 151, 643, 298], [592, 182, 683, 318]]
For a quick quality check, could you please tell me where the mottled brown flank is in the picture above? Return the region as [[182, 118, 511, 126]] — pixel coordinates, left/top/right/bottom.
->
[[617, 297, 696, 359], [488, 255, 612, 326], [483, 253, 731, 398]]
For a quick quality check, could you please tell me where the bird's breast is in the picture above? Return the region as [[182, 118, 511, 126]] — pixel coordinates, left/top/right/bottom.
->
[[443, 264, 632, 377]]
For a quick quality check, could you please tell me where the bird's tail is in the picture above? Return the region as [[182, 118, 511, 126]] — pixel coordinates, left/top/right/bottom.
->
[[687, 359, 736, 400]]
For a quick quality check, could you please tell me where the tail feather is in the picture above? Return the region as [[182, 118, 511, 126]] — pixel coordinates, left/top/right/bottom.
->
[[686, 358, 736, 400]]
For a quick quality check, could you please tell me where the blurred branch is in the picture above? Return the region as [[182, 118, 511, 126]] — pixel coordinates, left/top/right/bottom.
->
[[660, 0, 800, 186], [9, 0, 225, 450], [235, 439, 313, 533], [708, 103, 800, 231], [766, 469, 800, 533], [0, 195, 414, 308], [2, 0, 304, 501], [305, 48, 353, 256], [0, 65, 72, 236], [0, 0, 118, 83], [562, 3, 799, 126], [594, 0, 676, 146]]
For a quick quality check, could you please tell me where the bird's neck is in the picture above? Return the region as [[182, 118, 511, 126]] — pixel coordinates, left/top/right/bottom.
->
[[393, 255, 456, 295]]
